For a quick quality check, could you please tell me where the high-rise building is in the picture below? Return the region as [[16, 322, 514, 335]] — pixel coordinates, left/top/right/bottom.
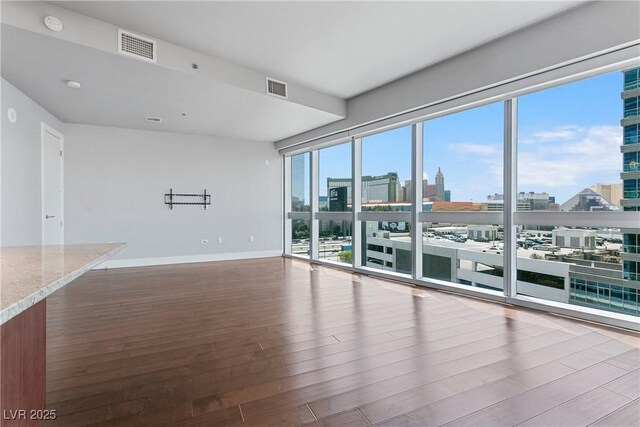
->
[[291, 154, 306, 209], [416, 168, 448, 201], [398, 169, 450, 202], [621, 67, 640, 286], [403, 179, 412, 202], [435, 167, 445, 201], [486, 191, 556, 211], [327, 172, 400, 204], [590, 183, 623, 207], [402, 178, 432, 202], [567, 70, 639, 316]]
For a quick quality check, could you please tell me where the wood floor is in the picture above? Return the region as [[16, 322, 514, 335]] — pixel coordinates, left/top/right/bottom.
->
[[44, 257, 639, 427]]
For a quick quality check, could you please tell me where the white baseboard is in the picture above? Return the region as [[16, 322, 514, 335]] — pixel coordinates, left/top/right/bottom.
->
[[93, 250, 283, 269]]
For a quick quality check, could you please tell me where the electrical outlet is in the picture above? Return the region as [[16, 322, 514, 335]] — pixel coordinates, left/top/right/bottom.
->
[[217, 237, 223, 244], [201, 239, 208, 244], [250, 235, 255, 242]]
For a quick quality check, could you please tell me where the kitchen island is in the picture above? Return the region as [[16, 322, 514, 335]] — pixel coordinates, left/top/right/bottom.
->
[[0, 243, 125, 426]]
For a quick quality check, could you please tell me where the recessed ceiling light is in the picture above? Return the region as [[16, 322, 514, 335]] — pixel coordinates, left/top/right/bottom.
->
[[44, 16, 63, 32], [66, 80, 81, 89]]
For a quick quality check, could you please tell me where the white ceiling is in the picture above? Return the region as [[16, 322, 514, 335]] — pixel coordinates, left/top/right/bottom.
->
[[51, 1, 582, 99], [1, 1, 583, 142], [1, 25, 342, 142]]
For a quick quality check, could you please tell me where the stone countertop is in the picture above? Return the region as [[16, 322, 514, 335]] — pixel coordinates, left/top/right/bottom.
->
[[0, 243, 126, 325]]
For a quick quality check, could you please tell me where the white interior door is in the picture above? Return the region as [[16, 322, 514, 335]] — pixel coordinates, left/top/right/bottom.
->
[[42, 124, 64, 245]]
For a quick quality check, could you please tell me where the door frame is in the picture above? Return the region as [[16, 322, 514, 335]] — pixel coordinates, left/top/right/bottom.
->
[[41, 122, 64, 245]]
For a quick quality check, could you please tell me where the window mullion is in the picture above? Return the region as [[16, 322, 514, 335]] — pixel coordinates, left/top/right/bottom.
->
[[504, 98, 518, 298], [283, 155, 292, 255], [411, 123, 423, 279], [310, 150, 319, 260], [352, 137, 362, 268]]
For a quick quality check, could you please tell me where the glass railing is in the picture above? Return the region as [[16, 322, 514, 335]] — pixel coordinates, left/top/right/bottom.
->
[[318, 220, 353, 265], [570, 279, 638, 315], [624, 70, 639, 91], [624, 124, 639, 145], [291, 219, 310, 258], [624, 80, 639, 91]]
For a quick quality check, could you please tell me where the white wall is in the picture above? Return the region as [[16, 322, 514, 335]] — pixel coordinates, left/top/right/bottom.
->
[[64, 124, 282, 267], [1, 78, 64, 246]]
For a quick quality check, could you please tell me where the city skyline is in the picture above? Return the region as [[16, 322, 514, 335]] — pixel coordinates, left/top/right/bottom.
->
[[290, 67, 639, 318], [305, 71, 624, 206]]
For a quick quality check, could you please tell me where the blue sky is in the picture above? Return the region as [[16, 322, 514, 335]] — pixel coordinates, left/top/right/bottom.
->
[[308, 71, 624, 205]]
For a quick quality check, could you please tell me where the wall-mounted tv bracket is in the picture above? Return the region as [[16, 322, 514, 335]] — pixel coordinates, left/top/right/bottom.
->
[[164, 188, 210, 210]]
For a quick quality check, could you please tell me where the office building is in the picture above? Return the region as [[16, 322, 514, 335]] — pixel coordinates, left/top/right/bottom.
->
[[590, 183, 623, 207], [2, 2, 638, 426], [485, 191, 556, 211], [621, 67, 640, 292], [328, 172, 400, 203], [291, 154, 306, 210], [401, 178, 431, 202]]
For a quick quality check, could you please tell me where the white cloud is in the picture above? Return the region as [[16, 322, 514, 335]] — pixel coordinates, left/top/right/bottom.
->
[[435, 143, 503, 198], [423, 171, 429, 181], [532, 125, 584, 142], [519, 138, 536, 145], [447, 142, 500, 156], [518, 125, 621, 188]]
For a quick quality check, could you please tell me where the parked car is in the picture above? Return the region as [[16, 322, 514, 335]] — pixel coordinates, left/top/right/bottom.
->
[[483, 246, 502, 254], [532, 244, 559, 251]]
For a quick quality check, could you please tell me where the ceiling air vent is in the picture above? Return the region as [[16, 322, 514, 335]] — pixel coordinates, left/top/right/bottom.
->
[[145, 117, 162, 123], [266, 78, 287, 99], [118, 29, 157, 63]]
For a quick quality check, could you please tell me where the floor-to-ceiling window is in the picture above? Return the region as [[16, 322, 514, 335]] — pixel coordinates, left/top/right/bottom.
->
[[421, 102, 504, 291], [283, 64, 640, 326], [360, 126, 412, 275], [515, 70, 639, 316], [318, 142, 353, 265], [289, 152, 310, 257]]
